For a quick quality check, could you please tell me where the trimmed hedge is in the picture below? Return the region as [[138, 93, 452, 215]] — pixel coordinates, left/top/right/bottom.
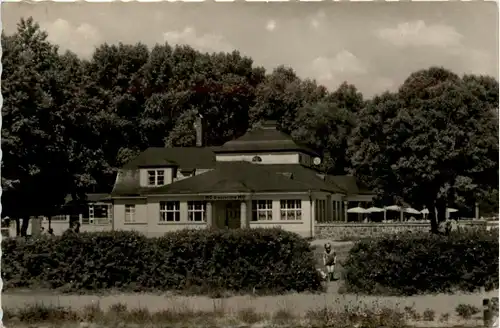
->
[[342, 230, 499, 296], [2, 228, 322, 294]]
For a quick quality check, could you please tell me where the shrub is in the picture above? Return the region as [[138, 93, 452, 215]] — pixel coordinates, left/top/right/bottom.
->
[[305, 305, 407, 328], [422, 309, 435, 321], [342, 230, 499, 295], [2, 228, 322, 294], [403, 305, 420, 321], [455, 304, 481, 319], [439, 312, 450, 322]]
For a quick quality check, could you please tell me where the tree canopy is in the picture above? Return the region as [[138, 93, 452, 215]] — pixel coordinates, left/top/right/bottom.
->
[[2, 18, 498, 235]]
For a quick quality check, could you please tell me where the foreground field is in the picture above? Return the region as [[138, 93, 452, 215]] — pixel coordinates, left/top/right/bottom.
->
[[3, 289, 497, 326], [3, 293, 495, 328]]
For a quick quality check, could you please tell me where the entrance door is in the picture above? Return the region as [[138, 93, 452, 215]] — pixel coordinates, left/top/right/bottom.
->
[[225, 202, 241, 229]]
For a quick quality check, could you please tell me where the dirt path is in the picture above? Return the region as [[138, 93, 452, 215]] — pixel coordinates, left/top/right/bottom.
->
[[3, 289, 497, 317]]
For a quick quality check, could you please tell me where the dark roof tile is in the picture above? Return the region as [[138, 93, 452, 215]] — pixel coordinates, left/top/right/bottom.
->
[[145, 162, 320, 194], [111, 162, 370, 197], [122, 147, 216, 170], [214, 124, 319, 156]]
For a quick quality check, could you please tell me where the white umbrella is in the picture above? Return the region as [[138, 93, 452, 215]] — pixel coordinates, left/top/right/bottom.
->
[[405, 207, 421, 215], [347, 207, 369, 214], [420, 208, 430, 214], [447, 208, 459, 213], [385, 205, 401, 211], [385, 205, 403, 221], [366, 207, 385, 213]]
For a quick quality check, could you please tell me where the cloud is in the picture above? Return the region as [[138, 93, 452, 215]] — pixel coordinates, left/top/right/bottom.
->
[[461, 49, 496, 75], [163, 27, 234, 53], [375, 20, 463, 48], [311, 50, 368, 82], [42, 19, 101, 58], [374, 77, 395, 91], [309, 10, 325, 30], [266, 20, 277, 32]]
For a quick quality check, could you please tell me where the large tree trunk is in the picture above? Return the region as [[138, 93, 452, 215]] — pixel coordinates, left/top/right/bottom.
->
[[20, 216, 30, 237], [15, 218, 21, 236], [425, 200, 439, 234], [428, 207, 439, 234], [436, 198, 447, 224]]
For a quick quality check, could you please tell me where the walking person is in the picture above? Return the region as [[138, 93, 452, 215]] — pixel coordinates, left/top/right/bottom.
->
[[322, 243, 337, 282]]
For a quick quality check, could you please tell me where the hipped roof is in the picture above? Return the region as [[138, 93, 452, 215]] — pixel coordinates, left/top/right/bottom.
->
[[212, 121, 319, 156], [112, 162, 348, 196]]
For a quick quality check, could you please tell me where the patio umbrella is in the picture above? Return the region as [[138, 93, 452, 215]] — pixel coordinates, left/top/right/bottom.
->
[[347, 207, 369, 214], [420, 208, 430, 215], [404, 207, 421, 215], [366, 207, 385, 213], [385, 205, 404, 221], [385, 205, 401, 211]]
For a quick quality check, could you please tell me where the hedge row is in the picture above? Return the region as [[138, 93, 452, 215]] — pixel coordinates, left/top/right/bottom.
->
[[342, 229, 499, 295], [2, 228, 322, 294]]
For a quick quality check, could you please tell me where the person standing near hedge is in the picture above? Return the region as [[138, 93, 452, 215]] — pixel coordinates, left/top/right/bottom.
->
[[323, 243, 337, 282]]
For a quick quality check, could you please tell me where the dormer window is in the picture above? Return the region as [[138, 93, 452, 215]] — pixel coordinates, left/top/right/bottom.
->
[[148, 170, 165, 186], [180, 168, 195, 177]]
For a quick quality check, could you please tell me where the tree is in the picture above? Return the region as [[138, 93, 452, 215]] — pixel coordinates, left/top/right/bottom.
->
[[249, 66, 327, 132], [154, 47, 265, 146], [291, 83, 363, 175], [1, 18, 73, 235], [349, 67, 499, 232]]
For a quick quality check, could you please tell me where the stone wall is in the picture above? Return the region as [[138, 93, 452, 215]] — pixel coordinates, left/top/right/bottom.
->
[[315, 220, 498, 240]]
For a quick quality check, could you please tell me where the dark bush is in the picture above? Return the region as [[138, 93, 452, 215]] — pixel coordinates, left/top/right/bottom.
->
[[455, 304, 481, 319], [2, 228, 322, 294], [342, 230, 499, 295]]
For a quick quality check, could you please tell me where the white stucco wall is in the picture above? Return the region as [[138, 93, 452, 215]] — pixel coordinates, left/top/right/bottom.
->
[[111, 194, 316, 238], [215, 152, 300, 164]]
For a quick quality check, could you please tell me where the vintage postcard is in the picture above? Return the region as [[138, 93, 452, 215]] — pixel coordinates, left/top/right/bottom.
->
[[1, 1, 498, 328]]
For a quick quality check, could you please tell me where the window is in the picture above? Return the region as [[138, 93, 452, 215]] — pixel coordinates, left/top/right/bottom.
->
[[85, 204, 112, 225], [125, 205, 136, 223], [187, 201, 206, 222], [315, 199, 327, 223], [252, 200, 273, 221], [280, 200, 302, 220], [148, 170, 165, 186], [159, 201, 180, 222]]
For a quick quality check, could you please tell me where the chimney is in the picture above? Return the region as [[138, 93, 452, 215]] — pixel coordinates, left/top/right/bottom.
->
[[194, 114, 203, 147]]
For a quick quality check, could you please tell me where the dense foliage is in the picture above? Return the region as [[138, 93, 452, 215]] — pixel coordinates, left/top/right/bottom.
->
[[1, 228, 322, 293], [342, 230, 499, 295], [2, 18, 499, 235]]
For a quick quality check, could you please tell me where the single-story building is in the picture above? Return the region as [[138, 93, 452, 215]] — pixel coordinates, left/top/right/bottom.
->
[[31, 119, 374, 238], [108, 119, 374, 238]]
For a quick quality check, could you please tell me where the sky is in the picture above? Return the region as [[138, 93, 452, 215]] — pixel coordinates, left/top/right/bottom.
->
[[2, 2, 499, 97]]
